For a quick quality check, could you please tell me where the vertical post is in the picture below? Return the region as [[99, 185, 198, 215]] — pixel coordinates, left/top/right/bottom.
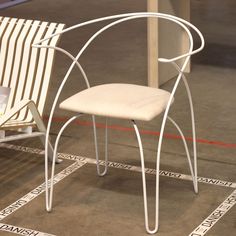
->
[[147, 0, 159, 88], [180, 0, 191, 73]]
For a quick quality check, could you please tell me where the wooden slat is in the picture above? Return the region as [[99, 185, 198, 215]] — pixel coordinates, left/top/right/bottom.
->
[[36, 23, 65, 116], [0, 17, 9, 85], [11, 20, 34, 120], [1, 121, 35, 130], [17, 20, 48, 121], [2, 19, 25, 88], [0, 17, 10, 44], [25, 22, 57, 122], [0, 17, 9, 43], [0, 18, 10, 73], [21, 21, 46, 102], [6, 20, 32, 121], [0, 18, 17, 85], [3, 120, 33, 125], [20, 21, 48, 122], [31, 23, 57, 102], [6, 20, 39, 113]]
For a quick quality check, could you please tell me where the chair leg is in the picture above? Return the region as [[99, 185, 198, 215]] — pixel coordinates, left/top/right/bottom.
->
[[92, 115, 108, 176], [27, 102, 61, 164], [45, 115, 81, 212], [40, 134, 62, 164], [132, 120, 159, 234], [182, 76, 198, 193], [167, 116, 198, 193]]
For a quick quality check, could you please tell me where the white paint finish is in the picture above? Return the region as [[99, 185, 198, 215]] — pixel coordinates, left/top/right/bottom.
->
[[30, 23, 57, 113], [0, 16, 65, 146], [7, 20, 37, 112], [32, 17, 203, 223], [17, 20, 42, 121], [8, 20, 32, 118], [22, 21, 48, 122], [36, 23, 65, 118], [2, 19, 25, 88], [0, 18, 17, 84]]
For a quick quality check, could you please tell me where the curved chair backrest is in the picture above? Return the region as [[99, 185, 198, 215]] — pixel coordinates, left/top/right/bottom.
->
[[34, 12, 204, 89], [32, 12, 204, 143], [0, 16, 65, 122]]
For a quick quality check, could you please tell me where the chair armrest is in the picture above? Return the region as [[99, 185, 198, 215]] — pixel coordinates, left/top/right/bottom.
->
[[0, 100, 39, 127]]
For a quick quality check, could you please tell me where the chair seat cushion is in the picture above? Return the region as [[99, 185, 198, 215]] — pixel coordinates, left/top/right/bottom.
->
[[59, 83, 173, 121]]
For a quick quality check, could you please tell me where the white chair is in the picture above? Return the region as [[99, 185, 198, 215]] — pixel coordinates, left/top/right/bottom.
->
[[33, 12, 204, 234], [0, 16, 65, 162]]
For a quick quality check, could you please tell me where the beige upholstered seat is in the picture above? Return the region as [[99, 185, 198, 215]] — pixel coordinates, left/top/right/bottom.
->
[[60, 83, 172, 121]]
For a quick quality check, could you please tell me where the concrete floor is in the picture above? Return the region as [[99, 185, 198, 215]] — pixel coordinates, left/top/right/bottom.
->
[[0, 0, 235, 235]]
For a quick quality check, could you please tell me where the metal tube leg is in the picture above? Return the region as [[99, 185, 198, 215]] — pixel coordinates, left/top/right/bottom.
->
[[92, 115, 108, 176], [182, 76, 198, 193], [41, 135, 62, 164], [45, 115, 81, 212], [167, 116, 197, 191], [25, 101, 60, 164], [170, 62, 198, 193], [132, 120, 159, 234]]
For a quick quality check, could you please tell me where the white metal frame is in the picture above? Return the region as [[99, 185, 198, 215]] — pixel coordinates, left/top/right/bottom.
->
[[33, 12, 204, 234], [0, 16, 65, 162]]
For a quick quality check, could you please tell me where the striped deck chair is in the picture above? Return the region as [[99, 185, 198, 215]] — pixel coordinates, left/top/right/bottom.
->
[[0, 16, 65, 161]]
